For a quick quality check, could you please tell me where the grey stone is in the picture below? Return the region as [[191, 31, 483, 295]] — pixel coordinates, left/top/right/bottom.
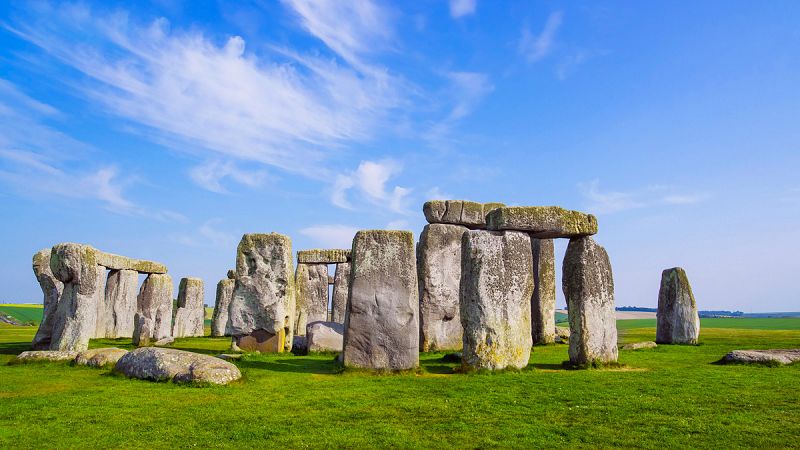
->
[[721, 349, 800, 365], [211, 278, 235, 337], [114, 347, 241, 385], [531, 239, 556, 345], [460, 230, 534, 370], [93, 267, 109, 339], [295, 263, 329, 335], [331, 262, 351, 323], [622, 341, 657, 350], [31, 249, 64, 350], [292, 335, 308, 355], [75, 348, 129, 367], [94, 251, 167, 274], [342, 230, 419, 370], [656, 267, 700, 345], [12, 350, 77, 363], [227, 269, 236, 280], [563, 236, 618, 366], [555, 326, 571, 344], [172, 277, 205, 338], [216, 353, 242, 361], [297, 249, 351, 264], [306, 321, 344, 352], [486, 206, 598, 238], [132, 314, 152, 347], [136, 273, 174, 341], [328, 275, 335, 285], [230, 233, 295, 353], [418, 223, 468, 352], [423, 200, 506, 228], [49, 243, 103, 352], [154, 336, 174, 346], [101, 269, 138, 338]]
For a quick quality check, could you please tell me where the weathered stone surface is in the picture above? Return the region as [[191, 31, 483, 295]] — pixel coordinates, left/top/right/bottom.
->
[[291, 335, 308, 355], [95, 251, 167, 274], [114, 347, 241, 385], [226, 269, 236, 279], [93, 267, 108, 338], [555, 326, 571, 343], [331, 262, 351, 323], [563, 236, 618, 366], [172, 277, 205, 338], [423, 200, 506, 228], [342, 230, 419, 370], [211, 278, 235, 337], [622, 341, 657, 350], [216, 353, 242, 361], [721, 349, 800, 365], [11, 350, 77, 363], [295, 263, 329, 335], [306, 321, 344, 352], [418, 223, 468, 352], [136, 273, 174, 341], [656, 267, 699, 345], [531, 239, 556, 345], [31, 249, 64, 350], [154, 336, 175, 346], [460, 230, 533, 370], [486, 206, 598, 238], [328, 275, 335, 285], [297, 249, 351, 264], [101, 269, 138, 338], [132, 314, 152, 347], [49, 243, 103, 352], [75, 348, 129, 367], [230, 233, 295, 352]]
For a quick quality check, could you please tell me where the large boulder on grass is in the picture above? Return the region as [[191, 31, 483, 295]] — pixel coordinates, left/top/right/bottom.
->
[[114, 347, 241, 385], [721, 349, 800, 365], [75, 348, 129, 367], [306, 321, 344, 352], [11, 350, 78, 364]]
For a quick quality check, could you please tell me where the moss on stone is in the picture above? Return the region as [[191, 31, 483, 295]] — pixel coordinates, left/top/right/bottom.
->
[[486, 206, 598, 237], [297, 249, 351, 264]]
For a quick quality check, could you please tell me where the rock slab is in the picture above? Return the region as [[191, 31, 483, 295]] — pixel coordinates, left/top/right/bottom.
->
[[486, 206, 598, 238], [31, 249, 64, 350], [212, 278, 235, 337], [531, 239, 556, 345], [342, 230, 419, 370], [101, 269, 138, 338], [12, 350, 78, 363], [622, 341, 657, 350], [173, 277, 205, 338], [114, 347, 241, 385], [295, 263, 329, 335], [49, 243, 103, 352], [721, 349, 800, 365], [297, 249, 351, 264], [76, 348, 129, 367], [306, 321, 344, 352], [656, 267, 700, 345], [136, 273, 174, 341], [331, 262, 351, 323], [423, 200, 505, 228]]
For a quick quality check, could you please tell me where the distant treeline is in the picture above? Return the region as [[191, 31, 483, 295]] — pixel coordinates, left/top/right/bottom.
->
[[616, 306, 800, 318]]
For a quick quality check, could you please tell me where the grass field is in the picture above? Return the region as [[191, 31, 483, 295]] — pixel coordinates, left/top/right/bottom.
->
[[0, 304, 43, 325], [0, 318, 798, 448]]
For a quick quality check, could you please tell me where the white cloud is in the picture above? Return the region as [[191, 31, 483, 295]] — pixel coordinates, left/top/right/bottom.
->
[[300, 224, 360, 248], [449, 0, 477, 19], [519, 12, 563, 63], [385, 219, 409, 230], [175, 219, 238, 248], [189, 160, 269, 194], [425, 186, 453, 201], [662, 194, 710, 205], [331, 160, 412, 214], [579, 179, 710, 215], [424, 71, 493, 148]]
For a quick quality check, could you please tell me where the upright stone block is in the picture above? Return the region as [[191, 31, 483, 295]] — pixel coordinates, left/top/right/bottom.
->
[[93, 267, 108, 338], [49, 243, 103, 352], [656, 267, 699, 344], [531, 239, 556, 345], [342, 230, 419, 370], [295, 263, 329, 335], [212, 278, 235, 337], [460, 230, 533, 370], [229, 233, 295, 352], [418, 223, 468, 352], [102, 270, 139, 338], [331, 262, 351, 323], [563, 236, 618, 366], [31, 249, 64, 350], [136, 273, 174, 340], [173, 277, 205, 338]]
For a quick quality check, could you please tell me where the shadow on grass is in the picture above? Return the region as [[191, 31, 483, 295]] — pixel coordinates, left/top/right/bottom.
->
[[0, 342, 30, 355], [237, 357, 339, 374], [423, 364, 456, 374]]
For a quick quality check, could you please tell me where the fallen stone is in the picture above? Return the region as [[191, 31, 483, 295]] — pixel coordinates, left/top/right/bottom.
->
[[295, 263, 329, 334], [656, 267, 700, 345], [136, 273, 174, 340], [297, 249, 351, 264], [75, 348, 129, 367], [460, 230, 534, 370], [101, 269, 138, 338], [531, 239, 556, 345], [306, 321, 344, 352], [423, 200, 506, 228], [555, 326, 571, 341], [622, 341, 657, 350], [343, 230, 419, 371], [155, 336, 175, 346], [11, 350, 78, 364], [31, 248, 64, 350], [721, 349, 800, 365], [216, 353, 242, 361], [331, 262, 351, 323], [563, 236, 618, 366], [172, 277, 205, 338], [114, 347, 241, 385], [486, 206, 598, 238], [418, 223, 468, 352], [211, 278, 235, 337], [132, 314, 152, 347], [230, 233, 295, 352], [49, 243, 103, 352], [95, 251, 167, 274]]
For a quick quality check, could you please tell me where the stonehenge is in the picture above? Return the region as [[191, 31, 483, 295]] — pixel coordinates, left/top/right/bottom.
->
[[172, 277, 205, 338], [331, 262, 351, 323], [31, 249, 63, 350], [101, 270, 138, 338], [656, 267, 700, 344], [294, 262, 329, 335], [531, 239, 556, 345], [211, 272, 235, 337]]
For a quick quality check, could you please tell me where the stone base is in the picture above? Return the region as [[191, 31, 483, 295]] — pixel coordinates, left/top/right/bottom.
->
[[234, 329, 286, 353]]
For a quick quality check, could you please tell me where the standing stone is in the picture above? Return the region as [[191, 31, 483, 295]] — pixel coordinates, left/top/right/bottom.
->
[[342, 230, 419, 370], [563, 236, 618, 366], [172, 277, 205, 338], [418, 223, 468, 352], [306, 321, 345, 352], [93, 267, 108, 338], [101, 270, 139, 338], [136, 273, 174, 341], [656, 267, 700, 344], [331, 262, 351, 323], [531, 239, 556, 345], [460, 230, 533, 370], [31, 249, 64, 350], [49, 243, 103, 352], [295, 263, 329, 335], [133, 314, 153, 347], [229, 233, 295, 353], [211, 278, 235, 337]]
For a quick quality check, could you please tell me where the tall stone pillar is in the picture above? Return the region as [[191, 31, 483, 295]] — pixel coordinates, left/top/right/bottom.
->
[[656, 267, 699, 344], [103, 269, 139, 338], [93, 267, 108, 338], [531, 239, 556, 344], [135, 273, 174, 344], [49, 243, 103, 352], [331, 262, 351, 323], [295, 263, 329, 335], [211, 272, 235, 337], [173, 277, 205, 338], [31, 249, 64, 350]]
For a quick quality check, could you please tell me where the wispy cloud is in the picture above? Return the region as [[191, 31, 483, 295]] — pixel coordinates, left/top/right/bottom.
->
[[331, 159, 412, 214], [188, 160, 269, 194], [519, 12, 563, 63], [449, 0, 477, 19], [579, 179, 711, 214], [173, 219, 238, 248], [424, 71, 493, 148], [300, 224, 360, 249]]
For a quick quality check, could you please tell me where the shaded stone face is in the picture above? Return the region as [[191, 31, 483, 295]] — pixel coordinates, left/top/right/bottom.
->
[[460, 230, 533, 370], [234, 328, 285, 353], [423, 200, 506, 228], [101, 269, 138, 338], [132, 313, 152, 347], [418, 223, 468, 352], [230, 233, 295, 352], [563, 236, 618, 366], [49, 243, 103, 352], [295, 263, 329, 335], [136, 273, 174, 340], [486, 206, 598, 238], [342, 230, 419, 371], [173, 277, 205, 338], [331, 262, 351, 324], [31, 249, 64, 350], [531, 239, 556, 345], [656, 267, 699, 344], [297, 249, 351, 264], [93, 267, 108, 339], [306, 321, 344, 352], [211, 278, 235, 337]]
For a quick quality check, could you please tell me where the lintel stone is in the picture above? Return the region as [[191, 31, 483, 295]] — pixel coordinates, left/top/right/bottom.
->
[[486, 206, 598, 238], [297, 249, 351, 264]]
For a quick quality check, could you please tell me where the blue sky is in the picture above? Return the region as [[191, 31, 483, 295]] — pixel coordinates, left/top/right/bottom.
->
[[1, 1, 798, 311]]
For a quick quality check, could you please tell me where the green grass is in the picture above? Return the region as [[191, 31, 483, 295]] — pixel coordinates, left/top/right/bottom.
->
[[0, 305, 43, 325], [616, 317, 800, 331], [0, 320, 798, 448]]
